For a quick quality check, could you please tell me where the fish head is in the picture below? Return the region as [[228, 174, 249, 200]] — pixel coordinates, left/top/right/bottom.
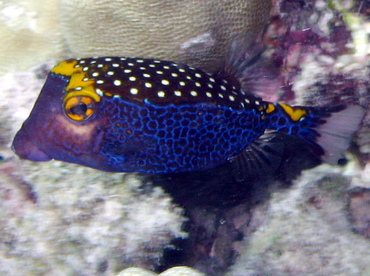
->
[[12, 61, 112, 171]]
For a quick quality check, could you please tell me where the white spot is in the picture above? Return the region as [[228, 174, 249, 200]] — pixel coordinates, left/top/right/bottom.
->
[[163, 66, 170, 69], [186, 76, 192, 80], [74, 65, 80, 68], [206, 92, 212, 98], [190, 91, 198, 97], [149, 64, 156, 68], [105, 58, 112, 61], [218, 93, 224, 98], [128, 63, 134, 66], [130, 88, 139, 95], [209, 78, 215, 82], [112, 63, 119, 67], [222, 79, 228, 84], [229, 95, 235, 101], [240, 102, 245, 108], [91, 60, 97, 64], [153, 60, 161, 63], [96, 88, 103, 96], [96, 80, 104, 84], [171, 73, 178, 77], [136, 59, 144, 63], [129, 76, 136, 81], [143, 73, 151, 78], [208, 83, 213, 88], [75, 87, 82, 90], [114, 80, 122, 86], [82, 67, 89, 71], [79, 60, 85, 64], [174, 90, 182, 96], [82, 77, 89, 81], [97, 64, 104, 68], [124, 69, 131, 73], [161, 79, 170, 85], [107, 71, 114, 75], [221, 85, 226, 91], [244, 98, 250, 103], [92, 72, 99, 77], [158, 91, 165, 97], [145, 82, 152, 88], [255, 101, 260, 105], [139, 67, 146, 70], [113, 95, 120, 98], [120, 57, 126, 61], [179, 81, 186, 86], [195, 73, 202, 78], [195, 82, 201, 87], [179, 68, 186, 73], [156, 71, 164, 74]]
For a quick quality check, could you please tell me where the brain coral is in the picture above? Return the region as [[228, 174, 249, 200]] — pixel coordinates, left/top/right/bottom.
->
[[57, 0, 272, 72]]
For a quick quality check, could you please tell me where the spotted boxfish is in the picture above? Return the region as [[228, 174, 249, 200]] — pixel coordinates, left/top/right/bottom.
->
[[12, 54, 365, 174]]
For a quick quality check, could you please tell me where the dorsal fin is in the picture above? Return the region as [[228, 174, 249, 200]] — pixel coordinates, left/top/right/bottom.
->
[[217, 40, 281, 100]]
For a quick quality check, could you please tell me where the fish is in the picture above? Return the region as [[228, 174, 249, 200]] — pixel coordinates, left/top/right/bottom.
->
[[12, 54, 365, 174]]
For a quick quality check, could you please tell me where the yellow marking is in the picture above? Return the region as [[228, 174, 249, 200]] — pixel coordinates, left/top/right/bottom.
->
[[86, 109, 93, 116], [67, 71, 95, 91], [64, 97, 80, 110], [51, 60, 79, 76], [81, 97, 93, 105], [64, 85, 101, 103], [67, 113, 85, 121], [266, 103, 275, 114], [52, 59, 102, 103], [258, 106, 263, 111], [278, 103, 307, 121]]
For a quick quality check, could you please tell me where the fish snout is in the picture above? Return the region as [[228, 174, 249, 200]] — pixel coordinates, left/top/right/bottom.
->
[[12, 128, 51, 162]]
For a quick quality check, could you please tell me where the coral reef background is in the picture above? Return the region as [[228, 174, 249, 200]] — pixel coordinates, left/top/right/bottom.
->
[[1, 0, 370, 275]]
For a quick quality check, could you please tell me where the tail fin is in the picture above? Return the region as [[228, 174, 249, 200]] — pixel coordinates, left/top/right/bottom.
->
[[267, 104, 365, 165], [314, 105, 365, 164]]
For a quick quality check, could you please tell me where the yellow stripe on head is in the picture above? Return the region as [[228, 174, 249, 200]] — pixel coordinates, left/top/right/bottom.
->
[[279, 103, 307, 121], [52, 59, 102, 103], [67, 71, 95, 91], [51, 60, 79, 76]]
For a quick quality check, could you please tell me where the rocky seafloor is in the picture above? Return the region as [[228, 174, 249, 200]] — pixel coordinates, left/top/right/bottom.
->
[[0, 0, 370, 275]]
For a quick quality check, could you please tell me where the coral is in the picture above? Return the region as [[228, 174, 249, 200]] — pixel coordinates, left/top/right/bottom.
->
[[57, 0, 272, 73], [226, 165, 370, 275], [0, 0, 63, 75]]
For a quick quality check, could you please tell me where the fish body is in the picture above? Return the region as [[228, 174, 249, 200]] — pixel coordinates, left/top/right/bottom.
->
[[12, 57, 365, 174]]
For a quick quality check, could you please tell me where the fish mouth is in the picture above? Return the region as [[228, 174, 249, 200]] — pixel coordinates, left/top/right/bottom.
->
[[12, 128, 51, 162]]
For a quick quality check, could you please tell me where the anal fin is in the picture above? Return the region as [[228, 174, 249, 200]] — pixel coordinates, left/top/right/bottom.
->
[[230, 133, 285, 182], [230, 132, 323, 182]]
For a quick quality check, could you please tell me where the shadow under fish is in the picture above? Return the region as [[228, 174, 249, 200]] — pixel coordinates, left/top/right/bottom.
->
[[149, 132, 323, 275]]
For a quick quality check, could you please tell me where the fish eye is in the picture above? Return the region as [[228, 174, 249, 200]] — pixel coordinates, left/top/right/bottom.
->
[[64, 96, 95, 121]]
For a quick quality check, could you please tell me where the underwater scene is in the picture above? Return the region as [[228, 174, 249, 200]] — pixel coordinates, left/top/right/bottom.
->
[[1, 0, 370, 275]]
